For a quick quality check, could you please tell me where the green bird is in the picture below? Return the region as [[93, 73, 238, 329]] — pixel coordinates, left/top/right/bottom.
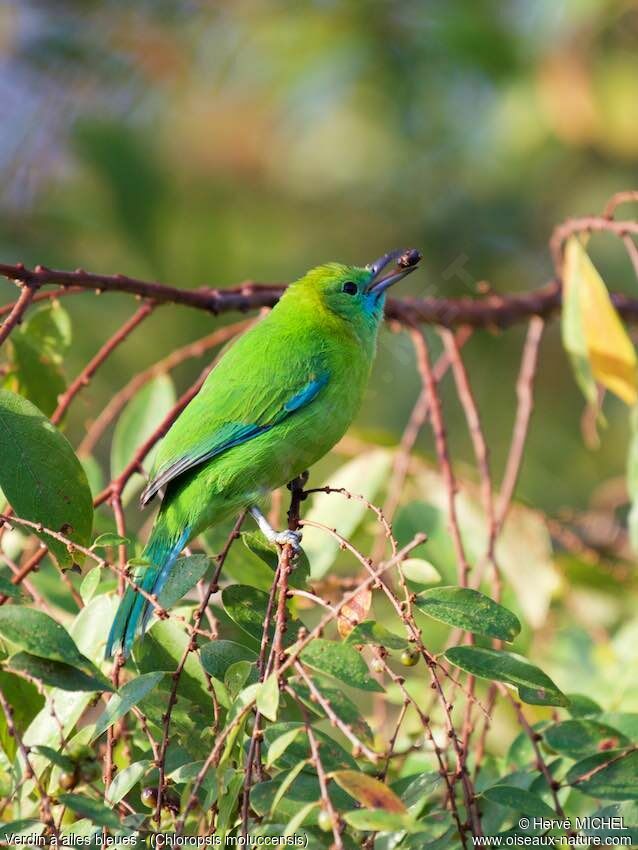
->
[[106, 249, 421, 658]]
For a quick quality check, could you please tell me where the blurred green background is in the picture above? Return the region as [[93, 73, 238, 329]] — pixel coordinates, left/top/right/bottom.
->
[[2, 0, 638, 515]]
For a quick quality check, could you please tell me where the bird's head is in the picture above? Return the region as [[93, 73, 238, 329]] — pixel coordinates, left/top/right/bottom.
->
[[290, 249, 422, 333]]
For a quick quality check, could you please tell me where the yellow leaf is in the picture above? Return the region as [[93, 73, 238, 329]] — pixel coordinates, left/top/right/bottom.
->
[[337, 585, 372, 638], [330, 770, 406, 813], [563, 237, 638, 405]]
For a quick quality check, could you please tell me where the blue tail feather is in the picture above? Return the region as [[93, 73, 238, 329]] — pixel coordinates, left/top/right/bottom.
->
[[105, 528, 189, 659]]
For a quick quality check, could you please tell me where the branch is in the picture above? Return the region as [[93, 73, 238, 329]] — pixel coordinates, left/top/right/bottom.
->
[[0, 264, 628, 330]]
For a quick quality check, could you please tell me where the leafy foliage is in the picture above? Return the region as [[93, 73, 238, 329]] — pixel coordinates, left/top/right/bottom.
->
[[1, 194, 638, 849]]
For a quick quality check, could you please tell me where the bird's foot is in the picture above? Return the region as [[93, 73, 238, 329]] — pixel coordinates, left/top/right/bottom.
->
[[249, 506, 303, 559], [272, 528, 303, 556]]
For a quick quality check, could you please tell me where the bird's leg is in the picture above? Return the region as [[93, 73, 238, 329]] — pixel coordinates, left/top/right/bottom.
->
[[249, 505, 303, 555]]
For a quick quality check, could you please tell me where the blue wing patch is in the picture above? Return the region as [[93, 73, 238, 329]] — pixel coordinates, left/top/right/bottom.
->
[[283, 374, 329, 413], [140, 371, 330, 506]]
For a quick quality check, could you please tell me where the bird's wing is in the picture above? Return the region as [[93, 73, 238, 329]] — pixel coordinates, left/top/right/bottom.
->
[[140, 355, 330, 506]]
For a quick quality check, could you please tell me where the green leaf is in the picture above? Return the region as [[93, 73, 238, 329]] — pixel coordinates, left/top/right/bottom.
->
[[242, 531, 310, 589], [582, 802, 638, 845], [9, 303, 71, 417], [265, 727, 303, 768], [222, 584, 300, 645], [0, 390, 93, 567], [414, 586, 520, 642], [0, 821, 43, 841], [566, 693, 602, 718], [283, 801, 318, 837], [331, 771, 406, 812], [256, 673, 280, 722], [91, 532, 130, 548], [0, 671, 44, 761], [158, 554, 211, 609], [343, 809, 415, 832], [566, 749, 638, 800], [269, 759, 310, 818], [300, 639, 384, 692], [135, 619, 213, 709], [481, 785, 556, 818], [301, 450, 392, 578], [7, 652, 113, 692], [106, 760, 150, 805], [345, 620, 409, 650], [400, 558, 441, 585], [0, 575, 24, 599], [0, 606, 110, 686], [92, 672, 164, 740], [111, 374, 176, 478], [79, 567, 102, 605], [30, 744, 75, 772], [250, 772, 355, 825], [289, 677, 374, 745], [263, 722, 357, 772], [58, 793, 123, 828], [225, 660, 257, 699], [200, 640, 257, 681], [544, 719, 630, 760], [444, 646, 568, 707]]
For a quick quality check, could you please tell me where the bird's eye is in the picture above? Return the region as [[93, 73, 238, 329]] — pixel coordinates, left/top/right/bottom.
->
[[342, 281, 358, 296]]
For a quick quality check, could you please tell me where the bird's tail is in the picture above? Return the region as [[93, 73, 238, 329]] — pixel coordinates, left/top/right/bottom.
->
[[105, 522, 189, 660]]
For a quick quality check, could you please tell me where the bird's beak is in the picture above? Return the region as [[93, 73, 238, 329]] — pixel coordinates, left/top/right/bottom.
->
[[365, 248, 422, 296]]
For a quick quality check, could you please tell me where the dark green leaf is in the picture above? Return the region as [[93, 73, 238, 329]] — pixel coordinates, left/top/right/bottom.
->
[[598, 714, 638, 741], [567, 693, 603, 718], [0, 821, 43, 840], [241, 531, 309, 589], [158, 554, 211, 609], [9, 303, 71, 417], [135, 619, 213, 709], [544, 720, 629, 760], [289, 677, 374, 744], [0, 607, 110, 687], [582, 802, 638, 845], [222, 584, 300, 645], [92, 672, 164, 739], [300, 639, 384, 692], [414, 586, 520, 642], [0, 390, 93, 566], [345, 620, 409, 650], [200, 640, 257, 681], [0, 671, 44, 760], [444, 646, 568, 707], [8, 652, 113, 692], [31, 744, 75, 772], [262, 722, 358, 771], [0, 575, 23, 599], [58, 793, 123, 828], [250, 772, 355, 825], [482, 785, 556, 818], [566, 749, 638, 800]]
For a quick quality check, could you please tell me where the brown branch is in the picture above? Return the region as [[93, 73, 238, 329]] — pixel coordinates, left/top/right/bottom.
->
[[0, 282, 36, 347], [78, 318, 252, 456], [51, 302, 155, 426], [0, 264, 623, 330]]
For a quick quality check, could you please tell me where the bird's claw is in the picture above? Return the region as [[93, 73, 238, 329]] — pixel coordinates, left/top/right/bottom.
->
[[273, 529, 303, 557]]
